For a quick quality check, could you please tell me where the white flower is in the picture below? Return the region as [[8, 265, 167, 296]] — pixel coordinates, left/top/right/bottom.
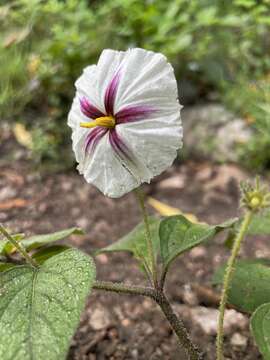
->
[[68, 48, 182, 198]]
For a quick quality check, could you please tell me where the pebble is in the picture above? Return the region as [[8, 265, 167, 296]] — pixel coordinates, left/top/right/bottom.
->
[[230, 332, 248, 348], [190, 307, 248, 335], [76, 217, 89, 229], [89, 305, 111, 330], [189, 246, 207, 259], [0, 186, 17, 201], [157, 175, 185, 190], [182, 284, 199, 306]]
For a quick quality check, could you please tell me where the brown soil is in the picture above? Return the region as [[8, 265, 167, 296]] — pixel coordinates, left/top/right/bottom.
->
[[0, 141, 267, 359]]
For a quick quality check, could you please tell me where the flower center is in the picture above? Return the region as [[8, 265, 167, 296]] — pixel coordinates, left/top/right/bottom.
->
[[80, 116, 115, 129]]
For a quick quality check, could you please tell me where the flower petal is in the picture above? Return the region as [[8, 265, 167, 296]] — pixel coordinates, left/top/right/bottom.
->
[[115, 104, 155, 124], [80, 133, 140, 198], [112, 48, 180, 116], [115, 109, 182, 181], [95, 50, 126, 113], [108, 128, 135, 163], [74, 65, 104, 112], [109, 128, 152, 184], [85, 127, 107, 153], [104, 69, 121, 115], [80, 97, 105, 119]]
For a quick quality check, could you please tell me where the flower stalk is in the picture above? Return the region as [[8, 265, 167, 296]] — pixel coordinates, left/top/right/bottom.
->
[[0, 224, 38, 268], [216, 210, 253, 360], [135, 188, 158, 288], [216, 178, 269, 359]]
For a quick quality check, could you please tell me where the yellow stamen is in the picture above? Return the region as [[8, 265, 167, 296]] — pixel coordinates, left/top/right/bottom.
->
[[80, 116, 115, 129]]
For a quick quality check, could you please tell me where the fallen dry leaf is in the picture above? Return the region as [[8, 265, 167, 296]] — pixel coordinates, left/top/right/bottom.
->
[[0, 198, 31, 210]]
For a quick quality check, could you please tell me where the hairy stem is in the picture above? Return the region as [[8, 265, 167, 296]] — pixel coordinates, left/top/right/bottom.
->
[[135, 188, 158, 287], [93, 280, 155, 298], [0, 224, 38, 268], [216, 210, 253, 360], [155, 291, 202, 360], [93, 280, 201, 360], [160, 265, 169, 290]]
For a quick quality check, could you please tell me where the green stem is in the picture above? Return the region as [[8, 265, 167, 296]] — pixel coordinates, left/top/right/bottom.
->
[[135, 188, 158, 288], [93, 280, 201, 360], [216, 210, 253, 360], [0, 225, 38, 268]]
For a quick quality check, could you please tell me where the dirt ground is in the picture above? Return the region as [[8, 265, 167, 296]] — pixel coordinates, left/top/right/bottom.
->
[[0, 137, 268, 360]]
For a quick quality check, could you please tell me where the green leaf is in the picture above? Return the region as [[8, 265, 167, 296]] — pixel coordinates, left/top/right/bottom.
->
[[160, 215, 237, 270], [96, 217, 161, 272], [0, 248, 95, 360], [0, 263, 15, 272], [21, 227, 84, 250], [248, 210, 270, 235], [213, 259, 270, 313], [32, 245, 70, 264], [251, 302, 270, 359], [0, 240, 7, 254], [0, 233, 25, 255]]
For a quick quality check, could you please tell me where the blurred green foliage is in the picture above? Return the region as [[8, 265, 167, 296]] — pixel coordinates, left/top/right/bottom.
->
[[1, 0, 270, 169]]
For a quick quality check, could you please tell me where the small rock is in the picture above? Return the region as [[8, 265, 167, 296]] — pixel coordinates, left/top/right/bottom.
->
[[230, 332, 248, 348], [189, 246, 207, 259], [157, 175, 185, 190], [89, 305, 111, 330], [122, 318, 131, 327], [190, 307, 248, 335], [182, 284, 199, 306], [224, 309, 248, 331], [131, 349, 138, 359], [0, 186, 17, 201], [76, 217, 89, 229], [142, 298, 152, 310], [61, 180, 73, 191], [96, 253, 108, 264]]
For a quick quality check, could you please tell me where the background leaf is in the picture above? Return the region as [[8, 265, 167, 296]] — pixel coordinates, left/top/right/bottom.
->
[[0, 263, 15, 272], [0, 248, 95, 360], [251, 302, 270, 359], [248, 210, 270, 235], [96, 217, 160, 273], [0, 233, 25, 255], [159, 215, 237, 270], [213, 259, 270, 313], [0, 240, 7, 254], [32, 245, 70, 264], [20, 227, 84, 250]]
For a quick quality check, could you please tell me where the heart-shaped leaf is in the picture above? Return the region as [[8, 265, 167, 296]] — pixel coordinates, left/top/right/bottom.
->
[[96, 217, 161, 273], [213, 259, 270, 313], [0, 248, 95, 360], [160, 215, 237, 270], [251, 302, 270, 359]]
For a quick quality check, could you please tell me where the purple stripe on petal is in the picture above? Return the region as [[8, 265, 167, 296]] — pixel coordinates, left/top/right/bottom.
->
[[85, 127, 107, 153], [104, 69, 121, 115], [115, 105, 155, 124], [80, 97, 105, 119], [109, 129, 134, 163]]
